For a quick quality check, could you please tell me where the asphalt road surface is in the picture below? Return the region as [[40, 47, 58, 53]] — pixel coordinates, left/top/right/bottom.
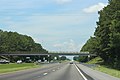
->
[[0, 63, 86, 80]]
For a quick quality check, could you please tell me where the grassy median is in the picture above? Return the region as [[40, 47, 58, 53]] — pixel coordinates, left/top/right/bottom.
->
[[87, 57, 120, 78], [0, 63, 40, 73]]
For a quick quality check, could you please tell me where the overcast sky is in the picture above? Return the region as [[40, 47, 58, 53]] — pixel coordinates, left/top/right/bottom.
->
[[0, 0, 108, 52]]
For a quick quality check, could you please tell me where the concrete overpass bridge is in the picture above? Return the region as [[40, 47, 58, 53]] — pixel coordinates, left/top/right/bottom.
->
[[49, 51, 96, 56], [0, 51, 96, 56], [0, 51, 97, 62]]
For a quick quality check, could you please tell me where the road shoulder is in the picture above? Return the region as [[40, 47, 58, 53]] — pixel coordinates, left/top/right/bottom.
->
[[76, 63, 120, 80]]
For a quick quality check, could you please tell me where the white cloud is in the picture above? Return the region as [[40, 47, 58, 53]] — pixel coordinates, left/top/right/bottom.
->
[[1, 14, 86, 35], [55, 0, 72, 4], [83, 3, 108, 13], [53, 39, 81, 51]]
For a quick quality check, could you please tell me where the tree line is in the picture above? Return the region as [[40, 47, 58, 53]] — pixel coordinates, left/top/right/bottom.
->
[[0, 29, 47, 53], [81, 0, 120, 69], [0, 29, 48, 62]]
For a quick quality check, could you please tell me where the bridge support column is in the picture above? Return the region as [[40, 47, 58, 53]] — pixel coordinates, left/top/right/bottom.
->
[[88, 55, 90, 61], [47, 55, 50, 63]]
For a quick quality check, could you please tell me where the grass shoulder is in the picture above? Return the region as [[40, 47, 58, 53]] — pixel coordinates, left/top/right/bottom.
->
[[0, 63, 40, 73], [86, 57, 120, 78]]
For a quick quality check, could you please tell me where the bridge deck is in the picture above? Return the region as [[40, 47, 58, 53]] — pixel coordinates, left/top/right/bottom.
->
[[0, 52, 96, 56]]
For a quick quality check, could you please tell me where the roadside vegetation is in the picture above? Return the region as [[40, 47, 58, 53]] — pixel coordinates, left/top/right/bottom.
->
[[0, 63, 40, 73], [87, 57, 120, 78], [81, 0, 120, 69], [0, 30, 47, 53], [80, 0, 120, 78]]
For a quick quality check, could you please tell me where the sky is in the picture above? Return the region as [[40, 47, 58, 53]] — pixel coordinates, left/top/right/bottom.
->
[[0, 0, 108, 52]]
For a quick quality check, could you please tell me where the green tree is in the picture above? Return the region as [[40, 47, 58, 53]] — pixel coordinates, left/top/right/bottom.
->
[[81, 0, 120, 69], [81, 36, 99, 54], [95, 0, 120, 68]]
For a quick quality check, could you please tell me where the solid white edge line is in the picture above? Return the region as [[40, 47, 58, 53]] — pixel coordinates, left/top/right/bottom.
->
[[74, 64, 88, 80]]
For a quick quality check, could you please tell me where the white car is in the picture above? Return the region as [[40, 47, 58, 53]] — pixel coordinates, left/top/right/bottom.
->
[[36, 60, 41, 63], [0, 59, 10, 64], [17, 60, 22, 64]]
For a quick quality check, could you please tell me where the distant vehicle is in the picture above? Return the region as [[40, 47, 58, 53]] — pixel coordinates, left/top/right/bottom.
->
[[17, 60, 22, 64], [0, 59, 10, 64], [37, 60, 41, 63], [25, 59, 32, 63], [69, 61, 73, 64], [35, 60, 41, 65], [25, 57, 32, 63]]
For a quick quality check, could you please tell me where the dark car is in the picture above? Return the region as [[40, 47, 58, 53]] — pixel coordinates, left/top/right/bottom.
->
[[69, 61, 73, 64]]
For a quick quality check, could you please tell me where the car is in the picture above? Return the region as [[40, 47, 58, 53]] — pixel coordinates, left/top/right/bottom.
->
[[69, 61, 73, 64], [17, 60, 22, 64], [0, 59, 10, 64], [37, 60, 41, 63]]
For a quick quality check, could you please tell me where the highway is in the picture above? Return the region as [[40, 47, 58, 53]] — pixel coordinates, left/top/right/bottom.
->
[[0, 63, 87, 80]]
